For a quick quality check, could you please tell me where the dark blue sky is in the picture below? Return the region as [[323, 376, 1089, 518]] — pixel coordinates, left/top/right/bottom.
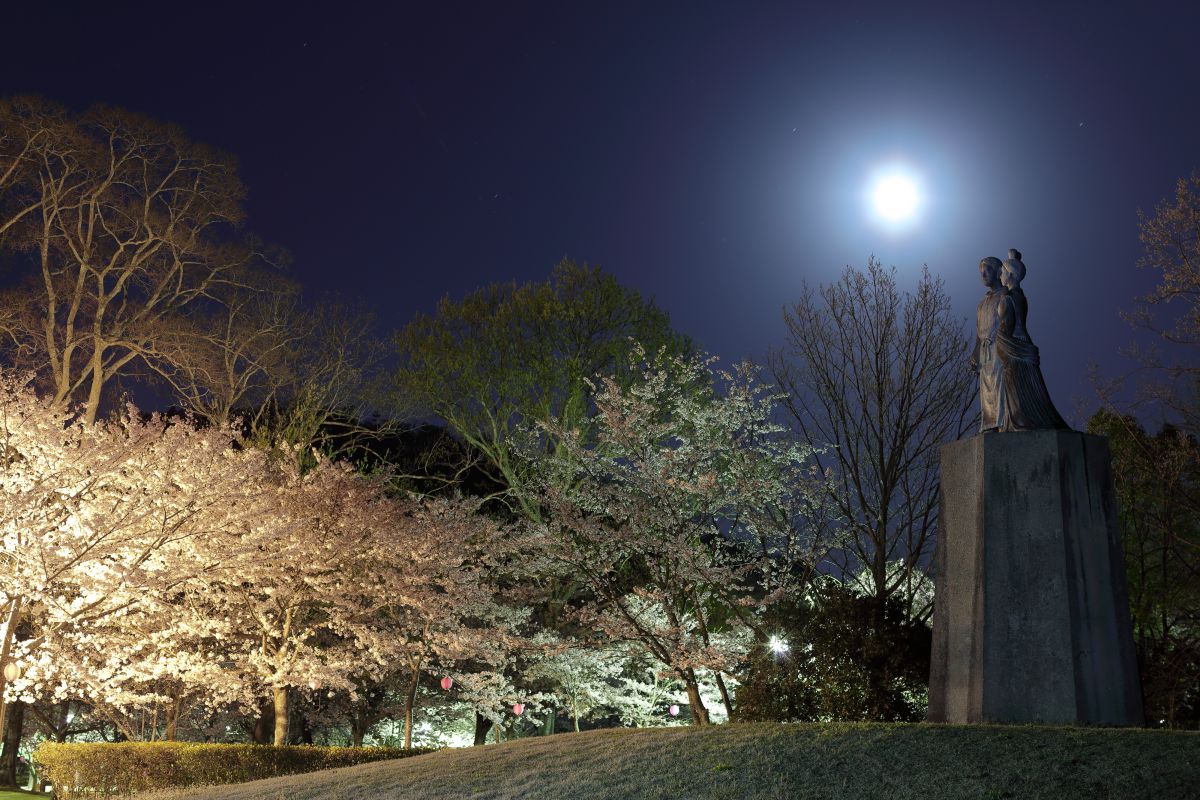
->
[[4, 1, 1198, 425]]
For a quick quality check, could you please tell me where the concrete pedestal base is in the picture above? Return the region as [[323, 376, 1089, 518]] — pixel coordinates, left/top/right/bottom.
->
[[927, 431, 1143, 725]]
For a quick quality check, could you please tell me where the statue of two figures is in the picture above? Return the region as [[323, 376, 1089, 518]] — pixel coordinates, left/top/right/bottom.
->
[[972, 249, 1068, 432]]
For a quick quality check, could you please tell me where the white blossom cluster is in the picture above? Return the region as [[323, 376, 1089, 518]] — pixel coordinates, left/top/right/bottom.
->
[[0, 372, 520, 743]]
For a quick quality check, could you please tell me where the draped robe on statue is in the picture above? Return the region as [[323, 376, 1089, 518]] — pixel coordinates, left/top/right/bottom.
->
[[976, 288, 1006, 432], [994, 288, 1068, 431]]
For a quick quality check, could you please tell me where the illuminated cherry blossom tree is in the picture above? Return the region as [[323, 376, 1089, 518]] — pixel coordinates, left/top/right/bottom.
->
[[533, 348, 840, 725], [1, 368, 540, 747], [0, 370, 274, 736]]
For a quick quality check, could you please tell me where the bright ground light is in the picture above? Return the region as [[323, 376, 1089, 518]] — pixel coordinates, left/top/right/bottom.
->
[[867, 166, 923, 230]]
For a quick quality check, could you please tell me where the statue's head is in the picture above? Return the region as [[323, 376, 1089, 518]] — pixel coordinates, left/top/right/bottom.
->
[[1002, 249, 1027, 290], [979, 257, 1002, 287]]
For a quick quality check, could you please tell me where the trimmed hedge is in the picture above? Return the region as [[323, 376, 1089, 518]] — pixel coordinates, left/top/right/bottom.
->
[[33, 741, 430, 798]]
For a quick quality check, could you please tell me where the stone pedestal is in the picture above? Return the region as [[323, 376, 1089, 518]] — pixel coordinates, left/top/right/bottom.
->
[[927, 430, 1143, 725]]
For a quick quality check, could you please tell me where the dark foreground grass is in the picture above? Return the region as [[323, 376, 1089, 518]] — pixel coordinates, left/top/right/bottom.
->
[[145, 722, 1199, 800]]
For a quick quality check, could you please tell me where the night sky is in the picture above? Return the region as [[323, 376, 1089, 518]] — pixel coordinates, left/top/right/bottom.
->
[[4, 2, 1198, 426]]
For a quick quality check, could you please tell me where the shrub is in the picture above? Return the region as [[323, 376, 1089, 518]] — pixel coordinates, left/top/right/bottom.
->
[[735, 583, 931, 723], [33, 741, 432, 798]]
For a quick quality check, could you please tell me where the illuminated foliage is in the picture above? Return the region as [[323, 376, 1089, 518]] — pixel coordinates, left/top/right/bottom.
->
[[531, 347, 841, 726], [392, 259, 690, 522], [0, 372, 521, 745]]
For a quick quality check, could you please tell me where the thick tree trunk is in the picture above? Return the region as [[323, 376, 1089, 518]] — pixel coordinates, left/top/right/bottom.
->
[[272, 687, 289, 746], [164, 700, 179, 742], [0, 701, 24, 787], [251, 697, 274, 744], [684, 672, 710, 726], [572, 698, 581, 732], [252, 716, 270, 744], [541, 708, 556, 736], [83, 348, 105, 426], [402, 663, 420, 751], [472, 713, 491, 746]]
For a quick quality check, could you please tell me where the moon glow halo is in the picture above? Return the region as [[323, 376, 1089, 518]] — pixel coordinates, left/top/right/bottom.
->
[[867, 166, 923, 231]]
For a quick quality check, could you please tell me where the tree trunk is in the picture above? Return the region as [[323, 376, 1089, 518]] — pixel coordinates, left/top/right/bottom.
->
[[541, 708, 556, 736], [0, 701, 24, 787], [0, 598, 23, 745], [473, 713, 492, 746], [164, 700, 179, 742], [272, 686, 289, 746], [402, 663, 420, 751], [53, 707, 69, 744], [251, 710, 271, 745], [714, 673, 734, 719], [573, 698, 580, 732], [350, 711, 366, 748], [684, 673, 710, 726], [251, 696, 274, 744], [866, 593, 889, 718]]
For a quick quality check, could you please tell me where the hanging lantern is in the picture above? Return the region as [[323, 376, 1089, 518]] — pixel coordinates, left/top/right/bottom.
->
[[668, 704, 680, 717], [2, 662, 18, 682], [440, 676, 453, 691], [512, 702, 525, 716]]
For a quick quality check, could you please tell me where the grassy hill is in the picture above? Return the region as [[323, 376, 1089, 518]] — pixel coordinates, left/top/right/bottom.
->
[[148, 722, 1199, 800]]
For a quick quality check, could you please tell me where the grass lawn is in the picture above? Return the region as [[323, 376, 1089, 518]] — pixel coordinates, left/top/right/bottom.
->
[[143, 721, 1200, 800], [0, 791, 46, 799]]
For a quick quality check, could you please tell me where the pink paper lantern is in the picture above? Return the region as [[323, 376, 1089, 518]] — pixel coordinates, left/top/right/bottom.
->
[[512, 702, 525, 716], [440, 676, 453, 691], [668, 704, 680, 717]]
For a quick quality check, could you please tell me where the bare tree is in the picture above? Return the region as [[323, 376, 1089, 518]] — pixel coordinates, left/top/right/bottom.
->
[[245, 299, 388, 467], [147, 272, 304, 427], [0, 98, 257, 424], [1092, 171, 1200, 517], [0, 97, 62, 244], [151, 282, 386, 467], [768, 259, 977, 625], [1107, 170, 1200, 435]]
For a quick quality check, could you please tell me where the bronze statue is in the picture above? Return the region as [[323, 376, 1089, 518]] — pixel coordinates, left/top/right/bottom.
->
[[973, 249, 1069, 432], [972, 256, 1006, 432], [995, 249, 1068, 431]]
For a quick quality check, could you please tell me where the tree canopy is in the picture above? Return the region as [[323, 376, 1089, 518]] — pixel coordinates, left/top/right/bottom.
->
[[391, 259, 690, 521]]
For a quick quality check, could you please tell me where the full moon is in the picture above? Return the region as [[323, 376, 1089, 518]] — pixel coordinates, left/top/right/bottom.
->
[[867, 166, 923, 230]]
